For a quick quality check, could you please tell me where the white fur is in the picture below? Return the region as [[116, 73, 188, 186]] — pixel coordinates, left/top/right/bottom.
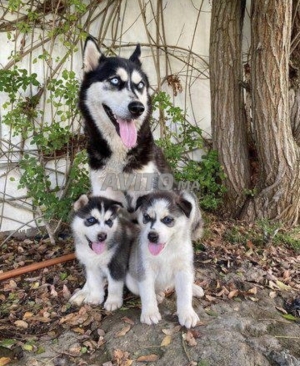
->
[[126, 197, 204, 328], [69, 200, 124, 310]]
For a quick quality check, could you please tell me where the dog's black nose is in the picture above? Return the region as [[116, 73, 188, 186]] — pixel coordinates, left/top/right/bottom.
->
[[148, 231, 159, 243], [98, 232, 107, 242], [128, 101, 145, 118]]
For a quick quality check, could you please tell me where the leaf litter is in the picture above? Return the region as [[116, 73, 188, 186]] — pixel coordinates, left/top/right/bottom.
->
[[0, 217, 299, 364]]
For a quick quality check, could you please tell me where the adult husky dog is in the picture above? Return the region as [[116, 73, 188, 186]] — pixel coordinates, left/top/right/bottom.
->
[[79, 36, 170, 207], [79, 36, 203, 240], [126, 191, 204, 328]]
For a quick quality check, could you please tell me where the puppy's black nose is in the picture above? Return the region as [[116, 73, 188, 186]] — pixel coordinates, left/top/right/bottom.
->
[[98, 232, 107, 242], [148, 231, 159, 243], [128, 101, 145, 118]]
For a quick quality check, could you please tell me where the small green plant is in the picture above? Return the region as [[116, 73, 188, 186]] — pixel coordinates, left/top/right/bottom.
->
[[223, 219, 300, 251], [152, 91, 226, 211], [1, 65, 89, 230]]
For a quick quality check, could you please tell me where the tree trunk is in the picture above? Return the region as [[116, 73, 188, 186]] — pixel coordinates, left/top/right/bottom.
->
[[290, 0, 300, 145], [240, 0, 300, 225], [209, 0, 251, 217]]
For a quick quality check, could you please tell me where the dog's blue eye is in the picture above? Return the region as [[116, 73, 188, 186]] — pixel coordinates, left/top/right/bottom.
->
[[162, 216, 174, 225], [105, 219, 113, 227], [143, 213, 151, 223], [86, 217, 97, 226], [137, 81, 144, 90], [110, 77, 120, 86]]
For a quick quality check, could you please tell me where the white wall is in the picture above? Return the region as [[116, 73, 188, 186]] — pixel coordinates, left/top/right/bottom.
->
[[0, 0, 212, 233]]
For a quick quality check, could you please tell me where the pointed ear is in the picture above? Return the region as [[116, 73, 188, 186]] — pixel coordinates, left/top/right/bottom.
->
[[74, 194, 89, 212], [110, 200, 123, 212], [129, 44, 141, 66], [83, 36, 105, 72], [109, 202, 123, 218], [135, 194, 148, 211], [176, 197, 192, 218]]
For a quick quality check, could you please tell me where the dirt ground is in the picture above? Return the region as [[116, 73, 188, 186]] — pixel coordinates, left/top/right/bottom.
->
[[0, 218, 299, 366]]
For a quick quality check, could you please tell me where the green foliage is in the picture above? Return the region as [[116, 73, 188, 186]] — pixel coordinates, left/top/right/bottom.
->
[[224, 219, 300, 251], [153, 91, 226, 211], [0, 67, 40, 103], [1, 65, 89, 225]]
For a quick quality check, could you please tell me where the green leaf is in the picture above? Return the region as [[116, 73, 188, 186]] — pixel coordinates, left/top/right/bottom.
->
[[282, 314, 298, 321]]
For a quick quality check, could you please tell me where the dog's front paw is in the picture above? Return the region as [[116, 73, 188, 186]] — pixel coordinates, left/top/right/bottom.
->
[[104, 297, 123, 311], [178, 308, 199, 328], [69, 289, 104, 306], [141, 308, 162, 325]]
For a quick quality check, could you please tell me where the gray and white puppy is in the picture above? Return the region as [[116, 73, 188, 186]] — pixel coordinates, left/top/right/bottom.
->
[[70, 194, 138, 311], [126, 191, 204, 328]]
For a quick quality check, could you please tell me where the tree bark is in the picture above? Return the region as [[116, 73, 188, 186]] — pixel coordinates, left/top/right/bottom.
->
[[210, 0, 251, 217], [241, 0, 300, 225], [290, 0, 300, 145]]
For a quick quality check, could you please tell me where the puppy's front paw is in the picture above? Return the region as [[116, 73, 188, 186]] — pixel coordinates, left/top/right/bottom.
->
[[104, 297, 123, 311], [178, 308, 199, 328], [141, 308, 162, 325], [69, 289, 104, 306]]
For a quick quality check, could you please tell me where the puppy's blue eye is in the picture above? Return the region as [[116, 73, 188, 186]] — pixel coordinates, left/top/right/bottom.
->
[[86, 217, 97, 226], [143, 213, 151, 223], [105, 219, 113, 227], [162, 216, 174, 225], [137, 81, 144, 90], [110, 77, 120, 86]]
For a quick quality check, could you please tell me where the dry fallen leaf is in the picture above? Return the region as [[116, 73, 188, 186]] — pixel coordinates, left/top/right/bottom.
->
[[113, 349, 133, 366], [228, 289, 239, 299], [136, 354, 159, 362], [0, 358, 11, 366], [121, 316, 135, 325], [162, 325, 181, 336], [59, 308, 89, 326], [161, 335, 172, 347], [14, 320, 28, 329], [269, 291, 277, 298], [183, 330, 197, 347], [72, 327, 85, 334], [68, 342, 81, 356], [115, 325, 131, 338], [276, 306, 288, 314], [247, 287, 257, 295], [62, 284, 72, 300], [205, 295, 216, 302], [276, 280, 292, 291], [23, 312, 34, 320]]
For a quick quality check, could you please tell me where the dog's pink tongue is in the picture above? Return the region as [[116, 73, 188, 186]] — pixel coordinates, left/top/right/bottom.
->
[[117, 118, 137, 148], [92, 242, 105, 254], [148, 242, 164, 256]]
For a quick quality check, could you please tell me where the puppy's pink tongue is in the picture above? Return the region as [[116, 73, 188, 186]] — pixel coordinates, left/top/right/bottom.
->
[[148, 242, 164, 256], [117, 118, 137, 148], [92, 242, 105, 254]]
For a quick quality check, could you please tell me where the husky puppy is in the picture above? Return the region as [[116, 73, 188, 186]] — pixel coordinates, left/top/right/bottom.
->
[[126, 191, 204, 328], [79, 36, 170, 207], [70, 194, 138, 311]]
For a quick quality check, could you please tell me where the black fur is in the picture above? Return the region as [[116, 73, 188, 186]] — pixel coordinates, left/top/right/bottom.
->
[[75, 196, 123, 219], [79, 38, 171, 174], [136, 191, 192, 218]]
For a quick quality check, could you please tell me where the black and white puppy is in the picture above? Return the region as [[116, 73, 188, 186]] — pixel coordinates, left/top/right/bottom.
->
[[126, 191, 204, 328], [70, 194, 138, 311]]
